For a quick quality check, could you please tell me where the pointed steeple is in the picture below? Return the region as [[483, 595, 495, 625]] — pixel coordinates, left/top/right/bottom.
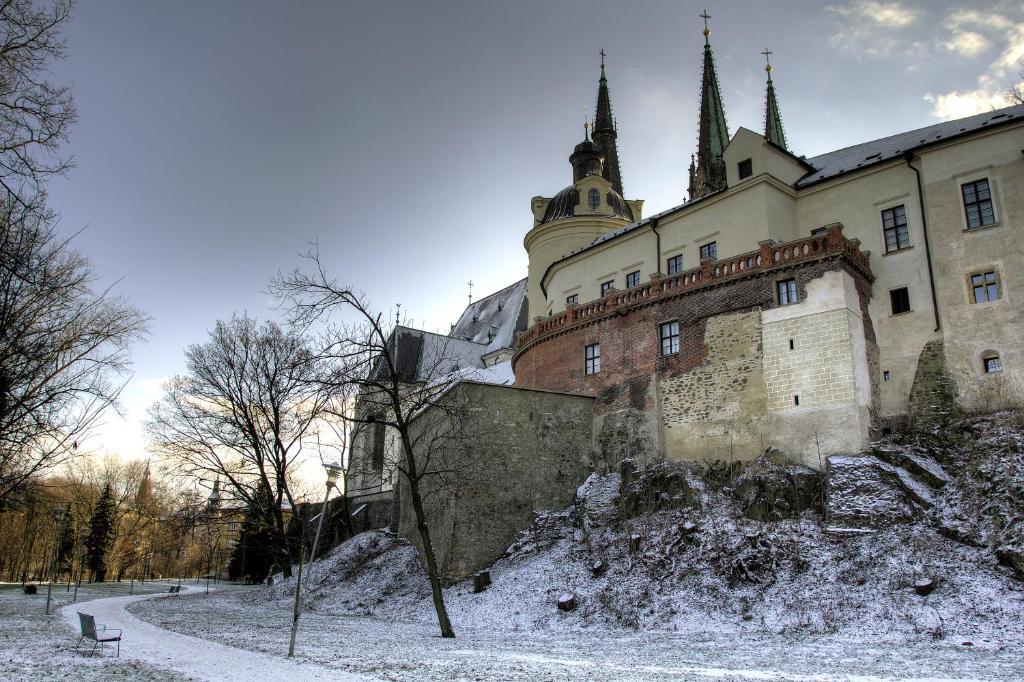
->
[[591, 49, 624, 196], [688, 10, 730, 201], [134, 460, 152, 509], [762, 47, 788, 150]]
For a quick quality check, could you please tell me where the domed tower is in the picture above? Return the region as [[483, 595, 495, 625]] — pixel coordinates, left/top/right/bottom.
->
[[524, 59, 643, 321]]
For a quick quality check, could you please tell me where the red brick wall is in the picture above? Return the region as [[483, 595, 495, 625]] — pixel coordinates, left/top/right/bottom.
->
[[513, 257, 874, 416]]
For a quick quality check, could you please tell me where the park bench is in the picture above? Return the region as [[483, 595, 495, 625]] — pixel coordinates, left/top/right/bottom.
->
[[167, 585, 182, 595], [76, 612, 121, 658]]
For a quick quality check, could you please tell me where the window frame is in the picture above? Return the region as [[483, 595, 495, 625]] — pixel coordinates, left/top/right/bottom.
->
[[969, 270, 1000, 304], [699, 241, 718, 261], [983, 355, 1003, 374], [587, 188, 601, 211], [666, 254, 683, 276], [659, 320, 680, 356], [737, 158, 752, 180], [371, 418, 386, 472], [889, 286, 911, 315], [625, 270, 641, 289], [776, 278, 798, 306], [961, 178, 996, 230], [600, 280, 614, 296], [881, 204, 911, 253], [565, 293, 578, 306], [584, 343, 600, 375]]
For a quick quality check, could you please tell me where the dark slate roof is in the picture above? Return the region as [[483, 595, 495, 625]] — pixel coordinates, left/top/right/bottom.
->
[[389, 327, 487, 383], [541, 186, 579, 223], [450, 278, 528, 354], [797, 104, 1024, 188], [540, 185, 634, 225]]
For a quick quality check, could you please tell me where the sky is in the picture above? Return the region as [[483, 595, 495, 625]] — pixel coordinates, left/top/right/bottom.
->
[[41, 0, 1024, 468]]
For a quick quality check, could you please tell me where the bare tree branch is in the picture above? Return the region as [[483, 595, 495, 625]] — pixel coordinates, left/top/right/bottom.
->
[[0, 198, 149, 507], [145, 315, 336, 579]]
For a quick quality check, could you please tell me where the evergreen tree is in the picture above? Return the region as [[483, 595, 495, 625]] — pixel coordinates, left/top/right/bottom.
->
[[227, 485, 276, 583], [84, 484, 116, 582], [54, 511, 76, 576]]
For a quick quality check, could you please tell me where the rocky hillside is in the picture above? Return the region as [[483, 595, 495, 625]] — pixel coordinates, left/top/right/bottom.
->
[[253, 411, 1024, 646]]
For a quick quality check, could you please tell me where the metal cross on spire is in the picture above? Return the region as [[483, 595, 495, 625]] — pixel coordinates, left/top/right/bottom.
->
[[700, 9, 711, 44], [395, 303, 401, 325], [762, 46, 774, 76], [467, 280, 473, 305], [584, 104, 590, 138], [599, 48, 606, 68]]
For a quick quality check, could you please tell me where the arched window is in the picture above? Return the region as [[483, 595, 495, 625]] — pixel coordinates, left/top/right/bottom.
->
[[588, 188, 600, 210], [981, 350, 1002, 374]]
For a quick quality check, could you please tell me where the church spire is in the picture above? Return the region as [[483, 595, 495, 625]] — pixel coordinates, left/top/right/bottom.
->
[[762, 47, 788, 150], [688, 10, 729, 201], [591, 49, 624, 196]]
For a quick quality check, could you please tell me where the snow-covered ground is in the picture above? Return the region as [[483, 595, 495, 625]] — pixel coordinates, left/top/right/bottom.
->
[[4, 414, 1022, 680], [128, 586, 1023, 680], [0, 581, 189, 681]]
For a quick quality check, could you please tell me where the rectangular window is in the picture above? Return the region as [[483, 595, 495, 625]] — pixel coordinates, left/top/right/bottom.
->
[[659, 320, 680, 356], [371, 420, 385, 472], [811, 226, 829, 236], [625, 271, 640, 289], [984, 356, 1002, 374], [881, 205, 910, 253], [699, 241, 718, 260], [962, 179, 996, 229], [777, 278, 798, 305], [738, 158, 752, 179], [666, 255, 683, 276], [584, 343, 600, 375], [883, 370, 892, 382], [890, 287, 911, 315], [970, 271, 999, 303], [600, 280, 614, 296], [566, 294, 578, 306]]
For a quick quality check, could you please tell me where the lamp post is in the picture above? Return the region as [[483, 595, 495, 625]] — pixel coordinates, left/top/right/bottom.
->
[[288, 461, 342, 657], [45, 506, 67, 615]]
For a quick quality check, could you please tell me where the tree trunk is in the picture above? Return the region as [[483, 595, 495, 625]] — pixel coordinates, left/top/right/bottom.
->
[[400, 438, 455, 638]]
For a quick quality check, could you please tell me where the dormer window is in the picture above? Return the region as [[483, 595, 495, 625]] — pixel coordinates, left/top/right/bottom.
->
[[588, 188, 600, 210]]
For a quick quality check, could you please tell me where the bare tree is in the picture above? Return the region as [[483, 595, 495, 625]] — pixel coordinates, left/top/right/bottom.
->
[[0, 0, 78, 209], [0, 201, 149, 508], [272, 253, 481, 639], [145, 315, 335, 578], [1007, 60, 1024, 106]]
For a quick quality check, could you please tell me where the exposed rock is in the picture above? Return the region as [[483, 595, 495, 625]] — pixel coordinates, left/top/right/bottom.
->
[[575, 472, 620, 529], [872, 445, 951, 488], [729, 452, 822, 521], [619, 459, 702, 518], [913, 577, 937, 596], [825, 455, 933, 530], [557, 594, 576, 612], [591, 560, 607, 578], [996, 546, 1024, 579], [473, 571, 491, 593]]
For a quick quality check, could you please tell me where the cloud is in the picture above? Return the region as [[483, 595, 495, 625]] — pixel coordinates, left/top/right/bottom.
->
[[826, 1, 922, 58], [943, 30, 989, 58], [926, 19, 1024, 119], [945, 9, 1012, 33]]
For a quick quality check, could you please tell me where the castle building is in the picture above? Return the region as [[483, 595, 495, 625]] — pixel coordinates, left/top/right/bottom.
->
[[348, 22, 1024, 580], [514, 25, 1024, 468]]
